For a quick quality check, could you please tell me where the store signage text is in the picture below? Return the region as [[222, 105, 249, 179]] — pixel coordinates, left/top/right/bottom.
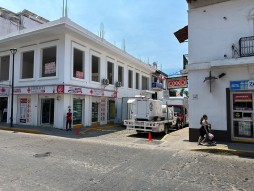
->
[[167, 77, 187, 89], [230, 80, 254, 90]]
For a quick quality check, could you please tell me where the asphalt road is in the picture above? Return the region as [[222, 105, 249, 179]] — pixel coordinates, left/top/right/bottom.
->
[[0, 130, 253, 191]]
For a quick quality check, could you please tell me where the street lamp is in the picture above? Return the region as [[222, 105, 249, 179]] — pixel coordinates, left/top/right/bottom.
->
[[10, 48, 17, 127]]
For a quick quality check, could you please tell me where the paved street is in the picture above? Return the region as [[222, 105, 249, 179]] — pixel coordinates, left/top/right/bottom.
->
[[0, 129, 253, 191]]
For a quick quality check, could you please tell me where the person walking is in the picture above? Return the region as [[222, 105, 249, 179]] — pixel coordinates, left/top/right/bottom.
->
[[66, 109, 72, 131], [197, 114, 210, 145]]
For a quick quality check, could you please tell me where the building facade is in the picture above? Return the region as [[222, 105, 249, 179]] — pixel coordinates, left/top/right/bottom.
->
[[187, 0, 254, 143], [0, 17, 157, 129], [0, 7, 48, 36]]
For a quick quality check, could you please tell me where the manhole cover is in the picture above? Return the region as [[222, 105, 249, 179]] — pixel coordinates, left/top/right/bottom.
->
[[33, 152, 51, 158]]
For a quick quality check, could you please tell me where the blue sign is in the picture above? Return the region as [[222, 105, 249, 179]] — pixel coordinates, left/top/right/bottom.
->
[[152, 82, 163, 89], [230, 80, 248, 90]]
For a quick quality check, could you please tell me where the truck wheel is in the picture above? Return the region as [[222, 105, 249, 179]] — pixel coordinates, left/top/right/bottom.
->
[[176, 121, 182, 130], [164, 124, 169, 134]]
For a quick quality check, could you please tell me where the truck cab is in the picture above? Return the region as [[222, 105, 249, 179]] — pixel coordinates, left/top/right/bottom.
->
[[163, 97, 189, 129]]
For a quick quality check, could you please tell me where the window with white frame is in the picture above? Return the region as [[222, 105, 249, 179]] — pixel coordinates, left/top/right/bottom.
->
[[107, 61, 114, 85], [91, 55, 100, 82], [128, 70, 133, 88], [21, 50, 34, 79], [136, 72, 139, 89], [118, 65, 124, 86], [0, 55, 10, 81], [142, 76, 149, 90], [73, 48, 84, 79], [41, 46, 56, 77]]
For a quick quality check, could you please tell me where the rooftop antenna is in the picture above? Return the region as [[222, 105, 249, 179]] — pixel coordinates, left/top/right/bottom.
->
[[62, 0, 64, 17], [65, 0, 68, 17], [153, 62, 157, 69], [62, 0, 68, 17], [99, 22, 105, 40]]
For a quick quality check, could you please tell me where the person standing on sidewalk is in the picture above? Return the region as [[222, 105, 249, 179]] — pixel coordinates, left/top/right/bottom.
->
[[66, 109, 72, 131], [3, 107, 7, 122]]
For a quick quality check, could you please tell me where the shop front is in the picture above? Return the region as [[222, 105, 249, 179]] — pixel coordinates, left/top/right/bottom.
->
[[230, 80, 254, 142]]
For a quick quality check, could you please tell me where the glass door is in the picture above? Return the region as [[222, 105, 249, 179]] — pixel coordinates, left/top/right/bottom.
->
[[232, 93, 254, 139], [92, 102, 99, 122], [41, 98, 54, 125]]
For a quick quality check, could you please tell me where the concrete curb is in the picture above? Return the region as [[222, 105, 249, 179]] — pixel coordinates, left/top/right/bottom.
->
[[0, 127, 45, 134], [191, 148, 254, 158]]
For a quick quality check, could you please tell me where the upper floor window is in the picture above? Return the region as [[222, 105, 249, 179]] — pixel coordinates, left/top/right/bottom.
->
[[21, 50, 34, 79], [107, 61, 114, 85], [142, 76, 149, 90], [41, 46, 56, 77], [128, 70, 133, 88], [92, 55, 100, 82], [73, 48, 84, 79], [118, 65, 124, 86], [136, 73, 139, 89], [0, 55, 10, 81]]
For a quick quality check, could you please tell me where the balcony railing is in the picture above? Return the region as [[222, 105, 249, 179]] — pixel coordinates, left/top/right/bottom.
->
[[239, 36, 254, 57]]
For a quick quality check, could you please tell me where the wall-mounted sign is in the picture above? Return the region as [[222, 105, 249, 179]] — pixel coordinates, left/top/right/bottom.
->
[[233, 93, 252, 102], [230, 80, 248, 90], [234, 112, 242, 119], [0, 86, 9, 96], [152, 82, 163, 90], [167, 76, 187, 89], [76, 71, 84, 79], [45, 62, 56, 74]]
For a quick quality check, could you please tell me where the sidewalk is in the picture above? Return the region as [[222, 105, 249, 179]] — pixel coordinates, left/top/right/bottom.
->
[[163, 127, 254, 158], [0, 122, 253, 158], [0, 122, 124, 139]]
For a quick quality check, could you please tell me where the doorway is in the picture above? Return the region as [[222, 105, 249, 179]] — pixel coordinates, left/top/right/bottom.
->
[[0, 97, 8, 122], [41, 98, 54, 125]]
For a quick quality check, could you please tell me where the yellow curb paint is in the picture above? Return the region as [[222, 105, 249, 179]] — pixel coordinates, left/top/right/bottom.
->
[[161, 134, 170, 141], [231, 138, 254, 143], [80, 125, 121, 134]]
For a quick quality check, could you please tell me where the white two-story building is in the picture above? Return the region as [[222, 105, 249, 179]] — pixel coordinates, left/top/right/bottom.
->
[[187, 0, 254, 143], [0, 16, 157, 129]]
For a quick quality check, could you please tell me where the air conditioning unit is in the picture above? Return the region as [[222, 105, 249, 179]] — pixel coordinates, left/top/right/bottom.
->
[[116, 81, 122, 87], [102, 79, 109, 85]]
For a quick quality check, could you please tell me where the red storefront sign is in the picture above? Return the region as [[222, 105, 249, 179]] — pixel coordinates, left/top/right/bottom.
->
[[167, 77, 187, 89], [233, 93, 252, 102], [57, 85, 64, 93]]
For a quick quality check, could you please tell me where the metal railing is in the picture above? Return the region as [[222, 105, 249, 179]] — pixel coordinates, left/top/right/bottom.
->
[[239, 36, 254, 57]]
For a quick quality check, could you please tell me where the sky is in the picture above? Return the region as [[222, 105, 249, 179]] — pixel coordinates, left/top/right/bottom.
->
[[0, 0, 188, 76]]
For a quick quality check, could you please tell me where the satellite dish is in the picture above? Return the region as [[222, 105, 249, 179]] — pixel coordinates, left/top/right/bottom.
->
[[153, 62, 157, 69]]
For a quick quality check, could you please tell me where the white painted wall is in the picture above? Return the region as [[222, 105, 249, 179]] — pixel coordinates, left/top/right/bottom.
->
[[187, 0, 254, 132], [188, 0, 254, 64]]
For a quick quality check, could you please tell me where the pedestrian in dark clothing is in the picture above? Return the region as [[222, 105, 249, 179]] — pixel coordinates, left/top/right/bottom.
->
[[66, 109, 72, 131], [198, 114, 209, 145]]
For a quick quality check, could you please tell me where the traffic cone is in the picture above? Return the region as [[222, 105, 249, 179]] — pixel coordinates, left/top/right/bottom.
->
[[75, 128, 79, 135], [148, 132, 152, 142]]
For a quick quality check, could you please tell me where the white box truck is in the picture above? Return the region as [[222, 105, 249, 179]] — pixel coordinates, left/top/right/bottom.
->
[[124, 96, 175, 134]]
